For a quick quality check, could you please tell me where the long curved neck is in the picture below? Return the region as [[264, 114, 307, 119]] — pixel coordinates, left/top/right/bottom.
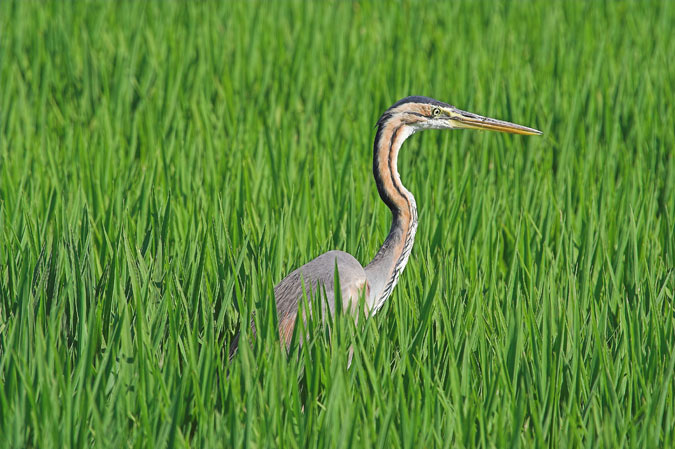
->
[[365, 117, 418, 313]]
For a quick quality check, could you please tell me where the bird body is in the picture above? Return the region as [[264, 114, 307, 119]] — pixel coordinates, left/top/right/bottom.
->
[[236, 96, 541, 352], [274, 250, 368, 343]]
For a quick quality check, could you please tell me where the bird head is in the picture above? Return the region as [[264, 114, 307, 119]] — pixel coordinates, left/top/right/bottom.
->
[[378, 96, 542, 136]]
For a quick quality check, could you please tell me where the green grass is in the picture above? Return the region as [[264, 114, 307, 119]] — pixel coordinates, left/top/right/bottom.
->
[[1, 0, 674, 447]]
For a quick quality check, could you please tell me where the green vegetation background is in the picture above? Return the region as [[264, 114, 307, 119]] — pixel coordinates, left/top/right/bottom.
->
[[1, 1, 674, 447]]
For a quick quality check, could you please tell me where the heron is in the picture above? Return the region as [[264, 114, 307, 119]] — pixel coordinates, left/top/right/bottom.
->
[[234, 96, 541, 353]]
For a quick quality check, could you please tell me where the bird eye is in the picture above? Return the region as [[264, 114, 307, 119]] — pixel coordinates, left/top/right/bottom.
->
[[432, 108, 441, 117]]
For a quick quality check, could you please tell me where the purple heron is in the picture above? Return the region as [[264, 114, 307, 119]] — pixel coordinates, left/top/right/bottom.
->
[[233, 96, 541, 353]]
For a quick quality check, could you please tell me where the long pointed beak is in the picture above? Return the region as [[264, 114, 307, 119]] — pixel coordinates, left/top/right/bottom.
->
[[446, 107, 542, 135]]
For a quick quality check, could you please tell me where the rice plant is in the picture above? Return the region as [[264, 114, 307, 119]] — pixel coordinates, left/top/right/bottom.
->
[[1, 1, 673, 447]]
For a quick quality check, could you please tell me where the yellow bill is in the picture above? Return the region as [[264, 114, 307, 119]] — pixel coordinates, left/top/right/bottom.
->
[[444, 107, 542, 135]]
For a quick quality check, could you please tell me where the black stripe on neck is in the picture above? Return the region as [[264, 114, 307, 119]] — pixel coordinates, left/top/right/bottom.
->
[[373, 119, 410, 215]]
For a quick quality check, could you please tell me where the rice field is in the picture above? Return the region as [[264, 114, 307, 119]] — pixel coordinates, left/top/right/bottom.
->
[[1, 1, 674, 447]]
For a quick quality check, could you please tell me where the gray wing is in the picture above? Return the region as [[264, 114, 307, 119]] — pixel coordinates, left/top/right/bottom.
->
[[275, 250, 369, 345]]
